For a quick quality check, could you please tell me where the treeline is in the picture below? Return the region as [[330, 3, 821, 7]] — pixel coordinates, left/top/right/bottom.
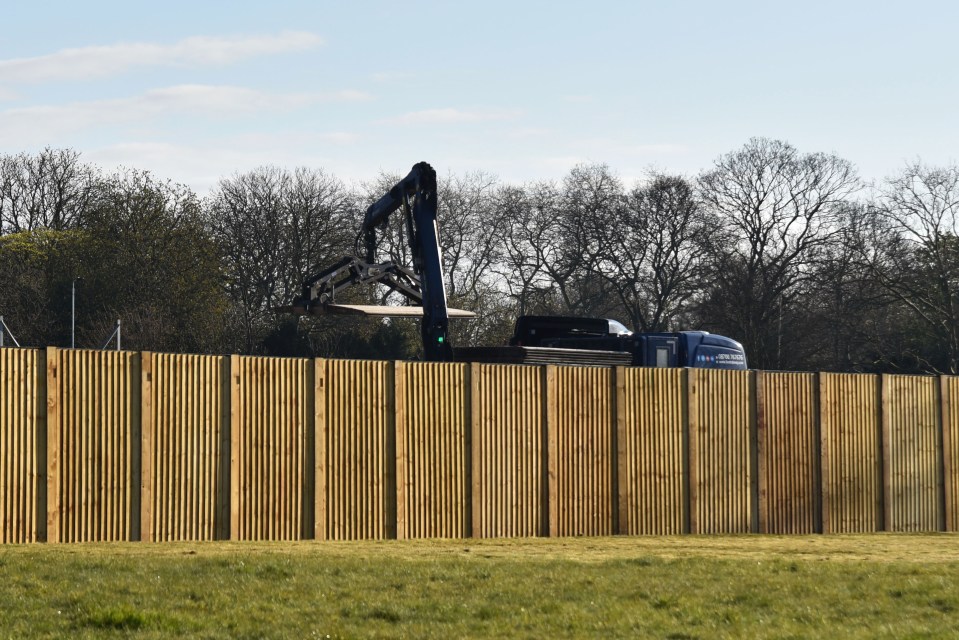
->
[[1, 139, 958, 374]]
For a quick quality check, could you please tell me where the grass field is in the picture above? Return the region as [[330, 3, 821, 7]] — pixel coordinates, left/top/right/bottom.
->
[[2, 534, 959, 638]]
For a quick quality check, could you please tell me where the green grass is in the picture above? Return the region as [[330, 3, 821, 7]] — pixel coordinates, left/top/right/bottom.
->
[[1, 535, 959, 638]]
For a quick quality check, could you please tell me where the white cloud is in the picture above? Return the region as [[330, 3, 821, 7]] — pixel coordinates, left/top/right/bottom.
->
[[0, 31, 324, 84], [622, 143, 687, 155], [508, 127, 553, 138], [0, 85, 370, 145], [86, 132, 364, 196], [381, 107, 522, 125]]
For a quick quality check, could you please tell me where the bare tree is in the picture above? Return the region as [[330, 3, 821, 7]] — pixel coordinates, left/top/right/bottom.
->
[[0, 148, 99, 234], [698, 138, 859, 369], [595, 173, 715, 332], [206, 166, 353, 354], [864, 162, 959, 373], [492, 181, 564, 315]]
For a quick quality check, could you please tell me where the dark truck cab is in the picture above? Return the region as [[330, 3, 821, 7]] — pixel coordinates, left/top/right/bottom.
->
[[510, 315, 748, 370]]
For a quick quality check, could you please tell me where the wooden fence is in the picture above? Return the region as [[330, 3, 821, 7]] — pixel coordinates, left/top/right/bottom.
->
[[2, 346, 959, 543]]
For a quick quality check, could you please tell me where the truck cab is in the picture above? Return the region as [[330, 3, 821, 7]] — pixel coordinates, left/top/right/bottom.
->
[[510, 316, 747, 370]]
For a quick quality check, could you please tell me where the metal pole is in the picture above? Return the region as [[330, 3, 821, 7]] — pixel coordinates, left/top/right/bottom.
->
[[71, 278, 76, 349], [117, 319, 121, 351], [0, 316, 20, 348]]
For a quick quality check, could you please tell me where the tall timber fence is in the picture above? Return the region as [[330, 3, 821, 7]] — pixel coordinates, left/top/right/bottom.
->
[[2, 346, 959, 543]]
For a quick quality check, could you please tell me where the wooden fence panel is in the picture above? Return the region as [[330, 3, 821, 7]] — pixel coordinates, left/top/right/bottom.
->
[[141, 353, 229, 542], [688, 369, 755, 534], [315, 359, 395, 540], [882, 374, 942, 532], [943, 376, 959, 532], [757, 371, 820, 534], [395, 362, 469, 539], [0, 348, 44, 543], [616, 367, 687, 535], [46, 348, 141, 543], [230, 356, 313, 541], [820, 373, 882, 533], [470, 363, 546, 538], [547, 365, 615, 537]]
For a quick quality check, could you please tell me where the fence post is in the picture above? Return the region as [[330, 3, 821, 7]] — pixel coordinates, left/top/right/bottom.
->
[[44, 347, 60, 543], [943, 376, 956, 532], [140, 352, 154, 542], [314, 358, 328, 541], [229, 354, 240, 541]]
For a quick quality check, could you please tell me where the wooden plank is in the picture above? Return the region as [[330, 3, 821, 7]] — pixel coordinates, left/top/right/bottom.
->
[[615, 366, 627, 535], [819, 373, 832, 535], [881, 375, 892, 532], [470, 363, 482, 538], [943, 377, 955, 531], [36, 348, 48, 543], [140, 352, 154, 542], [395, 361, 408, 540], [687, 369, 700, 535], [756, 371, 768, 533], [45, 347, 60, 544], [130, 353, 141, 542], [294, 303, 475, 318], [546, 366, 558, 537], [314, 359, 328, 540], [229, 354, 240, 540]]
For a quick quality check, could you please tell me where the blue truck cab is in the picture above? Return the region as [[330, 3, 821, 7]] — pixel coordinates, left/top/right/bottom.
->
[[510, 316, 747, 370]]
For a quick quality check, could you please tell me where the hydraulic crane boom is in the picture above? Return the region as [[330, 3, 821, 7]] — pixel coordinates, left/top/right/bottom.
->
[[362, 162, 452, 360], [284, 161, 463, 361]]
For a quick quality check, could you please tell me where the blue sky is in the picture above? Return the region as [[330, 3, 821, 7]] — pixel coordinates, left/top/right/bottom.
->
[[0, 0, 956, 194]]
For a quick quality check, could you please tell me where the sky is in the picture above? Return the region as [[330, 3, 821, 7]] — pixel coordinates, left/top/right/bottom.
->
[[0, 0, 956, 195]]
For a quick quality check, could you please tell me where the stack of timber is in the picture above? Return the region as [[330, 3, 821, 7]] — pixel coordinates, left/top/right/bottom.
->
[[454, 346, 632, 367]]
